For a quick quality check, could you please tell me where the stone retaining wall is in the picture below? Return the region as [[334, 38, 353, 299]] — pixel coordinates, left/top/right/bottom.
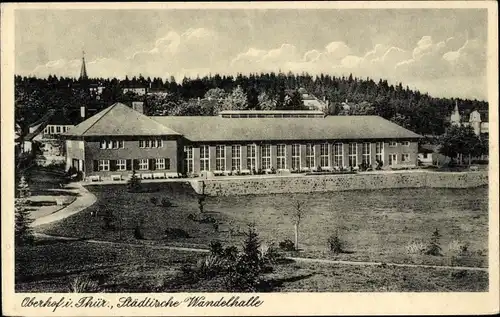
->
[[190, 171, 488, 196]]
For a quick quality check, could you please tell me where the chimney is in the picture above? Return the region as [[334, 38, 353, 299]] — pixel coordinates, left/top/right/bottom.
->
[[80, 105, 86, 119], [132, 101, 144, 114]]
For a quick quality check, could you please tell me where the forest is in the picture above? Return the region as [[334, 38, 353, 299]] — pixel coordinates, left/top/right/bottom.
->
[[15, 72, 488, 137]]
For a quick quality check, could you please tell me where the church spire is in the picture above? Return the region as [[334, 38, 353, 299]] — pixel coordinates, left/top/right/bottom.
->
[[79, 51, 88, 80]]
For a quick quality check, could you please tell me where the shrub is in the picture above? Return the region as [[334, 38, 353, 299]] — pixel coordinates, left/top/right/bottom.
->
[[127, 170, 142, 193], [450, 270, 468, 279], [199, 215, 217, 224], [327, 234, 344, 254], [161, 198, 172, 207], [149, 197, 158, 205], [259, 242, 282, 265], [209, 240, 224, 256], [15, 176, 34, 246], [101, 208, 116, 231], [68, 275, 100, 293], [446, 240, 470, 256], [134, 224, 144, 239], [405, 241, 427, 255], [425, 228, 442, 256], [196, 254, 228, 279], [164, 228, 190, 239], [279, 239, 296, 251]]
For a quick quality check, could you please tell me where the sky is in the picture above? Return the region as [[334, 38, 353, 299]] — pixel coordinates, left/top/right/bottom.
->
[[15, 8, 488, 100]]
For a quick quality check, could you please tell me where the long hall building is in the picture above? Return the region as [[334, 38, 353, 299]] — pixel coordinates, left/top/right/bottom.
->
[[63, 103, 422, 180]]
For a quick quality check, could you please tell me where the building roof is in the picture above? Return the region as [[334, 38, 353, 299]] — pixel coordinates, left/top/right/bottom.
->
[[63, 102, 180, 137], [151, 115, 422, 142], [219, 110, 325, 115]]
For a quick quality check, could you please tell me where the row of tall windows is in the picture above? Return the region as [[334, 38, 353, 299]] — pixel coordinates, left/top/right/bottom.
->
[[183, 142, 409, 172]]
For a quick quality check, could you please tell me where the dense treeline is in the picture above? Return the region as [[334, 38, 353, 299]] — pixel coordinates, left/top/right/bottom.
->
[[15, 72, 488, 137]]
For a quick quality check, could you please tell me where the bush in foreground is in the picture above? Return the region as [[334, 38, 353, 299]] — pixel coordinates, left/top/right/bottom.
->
[[15, 175, 34, 246], [68, 275, 101, 293], [172, 225, 275, 291], [127, 170, 142, 193]]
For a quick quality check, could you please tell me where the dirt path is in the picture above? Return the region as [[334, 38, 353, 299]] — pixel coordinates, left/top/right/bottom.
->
[[34, 233, 488, 272], [31, 183, 97, 227]]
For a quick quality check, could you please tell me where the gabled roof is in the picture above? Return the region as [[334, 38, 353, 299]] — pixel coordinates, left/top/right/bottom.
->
[[151, 115, 422, 142], [63, 102, 180, 137]]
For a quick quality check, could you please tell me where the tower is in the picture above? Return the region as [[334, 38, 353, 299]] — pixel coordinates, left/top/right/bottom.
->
[[469, 110, 482, 136], [79, 51, 88, 81], [450, 100, 461, 126]]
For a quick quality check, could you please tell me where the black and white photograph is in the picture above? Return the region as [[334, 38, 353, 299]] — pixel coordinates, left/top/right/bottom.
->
[[2, 1, 499, 316]]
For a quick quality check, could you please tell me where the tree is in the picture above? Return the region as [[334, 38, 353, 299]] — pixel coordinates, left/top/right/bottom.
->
[[127, 170, 142, 192], [290, 201, 306, 251], [439, 126, 483, 164], [15, 175, 34, 246], [204, 87, 227, 101], [283, 90, 305, 110], [246, 86, 259, 109], [257, 92, 275, 110], [221, 85, 248, 110], [426, 228, 442, 256]]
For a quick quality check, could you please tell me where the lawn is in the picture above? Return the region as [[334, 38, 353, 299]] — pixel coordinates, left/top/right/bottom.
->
[[15, 239, 488, 292], [37, 182, 488, 269]]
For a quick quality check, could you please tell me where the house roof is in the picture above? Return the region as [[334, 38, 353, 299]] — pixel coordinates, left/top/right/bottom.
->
[[151, 115, 422, 142], [63, 102, 181, 137]]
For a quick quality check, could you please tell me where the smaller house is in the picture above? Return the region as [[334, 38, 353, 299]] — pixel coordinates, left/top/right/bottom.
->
[[123, 86, 147, 96], [294, 88, 328, 111], [21, 107, 88, 166], [417, 144, 450, 166]]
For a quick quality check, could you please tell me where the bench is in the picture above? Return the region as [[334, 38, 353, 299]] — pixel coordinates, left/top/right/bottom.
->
[[141, 173, 153, 179], [223, 170, 232, 176], [153, 172, 165, 179], [88, 175, 101, 182], [165, 172, 180, 178], [111, 174, 122, 181], [213, 170, 225, 176], [240, 169, 251, 175]]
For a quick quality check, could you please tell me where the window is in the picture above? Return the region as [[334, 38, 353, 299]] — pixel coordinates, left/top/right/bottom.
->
[[56, 126, 61, 133], [247, 144, 257, 171], [375, 142, 384, 164], [402, 153, 410, 162], [216, 145, 226, 171], [389, 141, 397, 147], [100, 140, 124, 149], [184, 146, 193, 173], [362, 142, 371, 165], [261, 144, 271, 170], [200, 145, 210, 171], [388, 153, 397, 166], [291, 144, 300, 170], [333, 143, 343, 167], [402, 141, 410, 147], [155, 158, 165, 170], [100, 140, 106, 149], [320, 143, 329, 168], [116, 159, 127, 171], [140, 139, 162, 148], [231, 145, 241, 171], [305, 144, 315, 168], [348, 143, 358, 167], [50, 126, 55, 134], [277, 144, 286, 169], [139, 159, 149, 170], [98, 160, 110, 171]]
